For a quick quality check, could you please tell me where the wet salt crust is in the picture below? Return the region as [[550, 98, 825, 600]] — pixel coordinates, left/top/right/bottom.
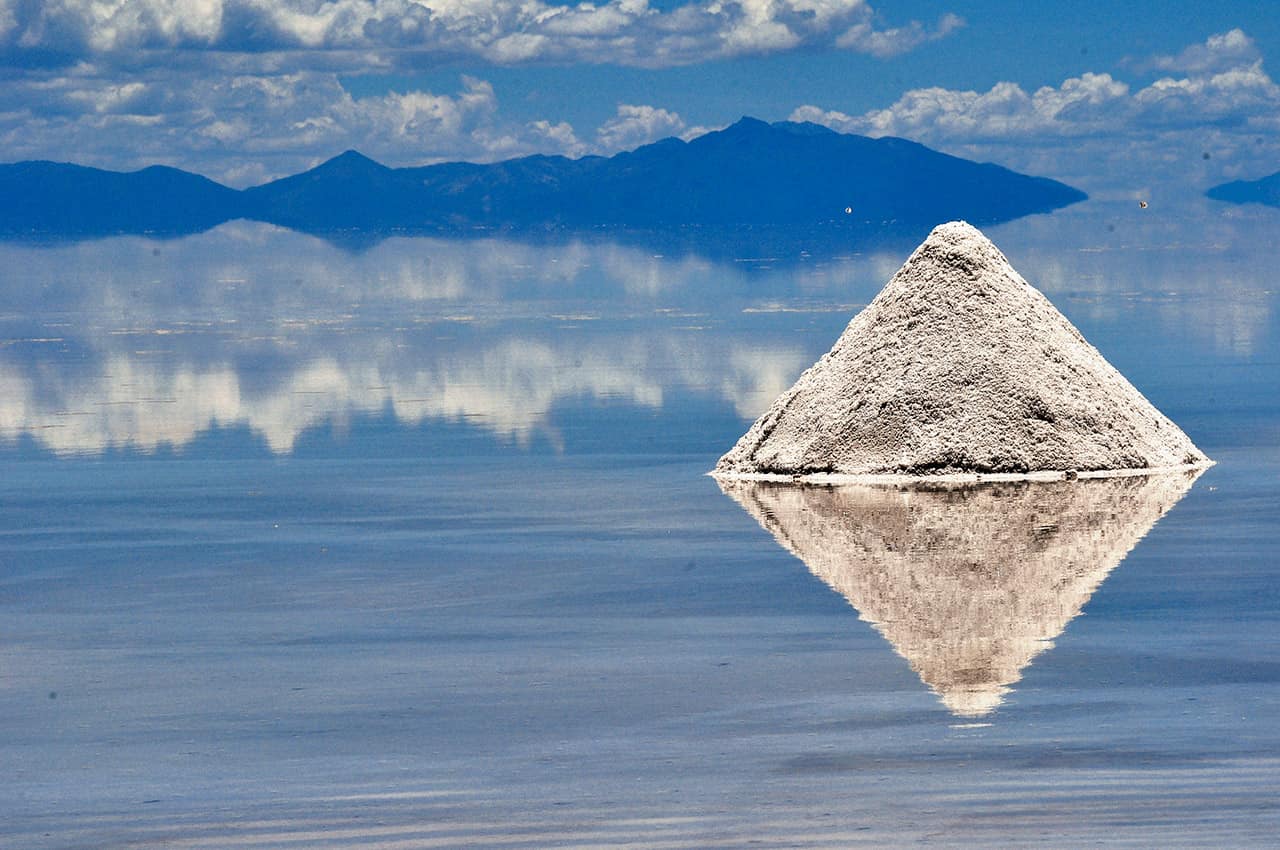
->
[[715, 221, 1211, 481]]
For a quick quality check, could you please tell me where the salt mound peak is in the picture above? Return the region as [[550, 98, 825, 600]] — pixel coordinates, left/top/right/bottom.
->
[[716, 220, 1210, 480]]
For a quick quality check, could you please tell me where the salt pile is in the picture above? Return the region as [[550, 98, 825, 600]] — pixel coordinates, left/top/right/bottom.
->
[[718, 470, 1203, 716], [715, 221, 1210, 480]]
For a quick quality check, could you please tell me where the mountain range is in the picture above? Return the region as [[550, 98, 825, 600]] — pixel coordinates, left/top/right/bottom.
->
[[0, 117, 1086, 241]]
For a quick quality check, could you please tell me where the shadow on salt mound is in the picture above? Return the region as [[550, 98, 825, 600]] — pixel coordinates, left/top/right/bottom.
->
[[717, 468, 1204, 717]]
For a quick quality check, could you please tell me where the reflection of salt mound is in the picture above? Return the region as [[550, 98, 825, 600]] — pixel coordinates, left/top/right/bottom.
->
[[716, 221, 1209, 479], [718, 471, 1202, 716]]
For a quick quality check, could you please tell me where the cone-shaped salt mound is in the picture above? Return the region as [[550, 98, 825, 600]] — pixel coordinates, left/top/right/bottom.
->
[[716, 221, 1209, 480], [717, 470, 1202, 716]]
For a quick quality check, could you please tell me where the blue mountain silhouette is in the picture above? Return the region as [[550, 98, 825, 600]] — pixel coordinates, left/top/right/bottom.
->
[[0, 161, 241, 236], [1207, 170, 1280, 208], [1, 118, 1086, 240]]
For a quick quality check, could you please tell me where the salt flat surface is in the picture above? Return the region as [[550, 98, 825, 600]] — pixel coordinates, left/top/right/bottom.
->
[[1, 200, 1278, 847], [1, 452, 1277, 848]]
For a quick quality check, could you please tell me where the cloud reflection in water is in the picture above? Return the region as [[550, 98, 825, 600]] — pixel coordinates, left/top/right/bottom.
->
[[0, 201, 1272, 455], [0, 225, 829, 455]]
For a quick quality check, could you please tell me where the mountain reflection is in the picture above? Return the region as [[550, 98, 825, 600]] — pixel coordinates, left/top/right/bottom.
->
[[718, 472, 1203, 716]]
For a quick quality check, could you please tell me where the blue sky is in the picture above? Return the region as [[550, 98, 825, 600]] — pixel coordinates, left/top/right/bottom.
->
[[1, 0, 1277, 195]]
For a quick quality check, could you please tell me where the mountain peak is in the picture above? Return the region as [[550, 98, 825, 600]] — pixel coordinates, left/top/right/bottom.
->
[[334, 148, 374, 162], [717, 116, 837, 139], [315, 149, 387, 173], [717, 116, 774, 137], [777, 120, 839, 137]]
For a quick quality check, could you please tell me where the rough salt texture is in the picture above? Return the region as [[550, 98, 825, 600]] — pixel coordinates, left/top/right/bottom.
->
[[718, 470, 1202, 716], [716, 221, 1209, 478]]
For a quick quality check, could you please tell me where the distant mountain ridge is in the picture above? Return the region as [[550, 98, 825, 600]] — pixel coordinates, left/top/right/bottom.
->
[[0, 160, 241, 235], [0, 118, 1087, 239], [1207, 170, 1280, 208]]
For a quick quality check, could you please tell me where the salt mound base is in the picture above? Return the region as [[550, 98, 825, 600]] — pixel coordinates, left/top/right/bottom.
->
[[715, 221, 1210, 480], [718, 469, 1203, 716]]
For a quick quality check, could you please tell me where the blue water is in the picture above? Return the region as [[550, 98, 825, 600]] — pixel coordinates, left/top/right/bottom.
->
[[1, 200, 1278, 847]]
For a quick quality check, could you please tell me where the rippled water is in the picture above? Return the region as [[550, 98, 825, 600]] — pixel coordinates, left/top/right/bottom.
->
[[2, 200, 1278, 847]]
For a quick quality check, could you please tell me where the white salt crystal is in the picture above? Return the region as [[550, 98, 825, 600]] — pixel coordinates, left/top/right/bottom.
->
[[715, 221, 1210, 481]]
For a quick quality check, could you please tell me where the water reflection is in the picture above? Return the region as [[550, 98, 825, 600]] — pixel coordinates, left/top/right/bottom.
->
[[0, 201, 1274, 456], [988, 200, 1279, 359], [718, 471, 1204, 716], [0, 336, 813, 455], [0, 223, 838, 455]]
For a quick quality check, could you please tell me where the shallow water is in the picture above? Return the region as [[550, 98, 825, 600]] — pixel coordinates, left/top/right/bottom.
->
[[2, 200, 1278, 847]]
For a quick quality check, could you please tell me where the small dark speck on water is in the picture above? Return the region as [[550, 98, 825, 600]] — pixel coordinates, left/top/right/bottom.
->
[[48, 691, 56, 700], [1202, 152, 1211, 160]]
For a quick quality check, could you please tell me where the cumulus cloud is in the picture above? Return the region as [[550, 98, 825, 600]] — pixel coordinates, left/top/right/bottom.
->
[[0, 68, 594, 184], [596, 104, 686, 153], [0, 0, 961, 69], [837, 11, 964, 58], [5, 27, 1277, 196], [1147, 28, 1259, 74], [0, 0, 964, 181], [791, 30, 1280, 194], [0, 54, 705, 184], [527, 119, 586, 157], [796, 71, 1133, 142]]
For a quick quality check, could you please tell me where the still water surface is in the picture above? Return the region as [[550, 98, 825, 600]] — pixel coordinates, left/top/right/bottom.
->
[[2, 201, 1278, 847]]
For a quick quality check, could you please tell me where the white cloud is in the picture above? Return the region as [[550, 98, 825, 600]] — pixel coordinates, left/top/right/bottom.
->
[[20, 0, 225, 51], [0, 53, 704, 184], [596, 104, 686, 153], [65, 80, 153, 114], [0, 68, 592, 183], [837, 11, 963, 58], [1134, 60, 1279, 127], [0, 0, 964, 181], [4, 27, 1278, 198], [333, 76, 497, 142], [0, 0, 18, 41], [526, 119, 586, 157], [1148, 28, 1259, 74], [808, 71, 1131, 142], [0, 0, 960, 68], [791, 30, 1280, 194]]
